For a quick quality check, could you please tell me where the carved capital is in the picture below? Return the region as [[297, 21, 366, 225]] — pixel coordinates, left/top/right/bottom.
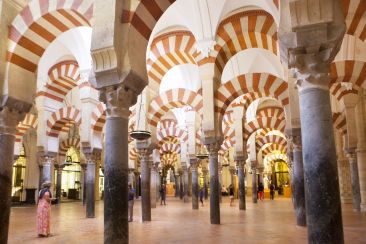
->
[[0, 106, 27, 135], [229, 166, 236, 175], [286, 128, 302, 151], [138, 148, 152, 162], [250, 161, 257, 170], [99, 84, 137, 118], [205, 142, 220, 158], [235, 160, 245, 169]]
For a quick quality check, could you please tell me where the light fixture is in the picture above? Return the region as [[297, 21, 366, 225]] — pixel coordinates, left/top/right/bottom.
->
[[130, 94, 151, 141]]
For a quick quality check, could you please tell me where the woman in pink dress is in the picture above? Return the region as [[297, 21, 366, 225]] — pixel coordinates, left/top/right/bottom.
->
[[37, 182, 52, 237]]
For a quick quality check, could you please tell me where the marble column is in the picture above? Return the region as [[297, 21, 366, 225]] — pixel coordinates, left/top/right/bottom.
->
[[139, 149, 152, 221], [81, 163, 87, 205], [236, 160, 246, 210], [134, 171, 140, 199], [346, 151, 361, 211], [55, 164, 64, 204], [174, 172, 180, 197], [288, 129, 306, 226], [251, 162, 257, 204], [190, 159, 199, 210], [355, 90, 366, 211], [207, 143, 220, 224], [0, 106, 26, 243], [86, 157, 96, 218], [100, 85, 136, 243], [150, 161, 157, 208], [297, 69, 344, 242], [219, 164, 222, 203], [202, 168, 208, 199], [41, 157, 53, 184], [179, 169, 184, 199], [182, 165, 189, 202]]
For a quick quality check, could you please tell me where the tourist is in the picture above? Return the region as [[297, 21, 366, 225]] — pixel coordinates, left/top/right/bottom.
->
[[128, 183, 135, 222], [221, 185, 228, 196], [199, 187, 204, 207], [160, 184, 166, 205], [258, 182, 264, 201], [37, 181, 52, 237], [229, 184, 234, 206], [270, 183, 275, 200]]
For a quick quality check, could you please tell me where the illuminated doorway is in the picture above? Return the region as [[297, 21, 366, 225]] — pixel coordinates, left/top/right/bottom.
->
[[12, 146, 26, 202], [271, 160, 290, 195]]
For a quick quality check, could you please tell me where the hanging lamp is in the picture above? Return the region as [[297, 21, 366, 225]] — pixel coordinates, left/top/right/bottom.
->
[[129, 94, 151, 140]]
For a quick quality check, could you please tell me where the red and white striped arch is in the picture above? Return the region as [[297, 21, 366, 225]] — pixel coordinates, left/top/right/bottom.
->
[[212, 10, 278, 78], [244, 116, 285, 139], [38, 61, 82, 103], [129, 147, 139, 161], [8, 0, 93, 73], [256, 134, 287, 152], [333, 112, 347, 135], [158, 127, 188, 143], [147, 31, 199, 90], [160, 143, 181, 154], [59, 137, 80, 157], [215, 73, 289, 117], [158, 135, 180, 147], [256, 106, 284, 119], [221, 137, 235, 152], [15, 113, 38, 143], [158, 119, 178, 130], [47, 106, 81, 137], [148, 89, 203, 127], [91, 102, 106, 133], [161, 153, 178, 167], [342, 0, 366, 41], [260, 143, 287, 157]]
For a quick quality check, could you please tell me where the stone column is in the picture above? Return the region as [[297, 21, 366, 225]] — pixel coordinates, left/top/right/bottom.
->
[[235, 160, 246, 210], [182, 165, 189, 202], [190, 159, 199, 210], [202, 168, 208, 199], [55, 164, 64, 204], [229, 166, 236, 187], [206, 143, 220, 224], [179, 169, 184, 199], [219, 164, 222, 203], [355, 90, 366, 211], [41, 156, 53, 184], [85, 154, 96, 218], [81, 163, 87, 205], [346, 151, 361, 211], [0, 106, 27, 243], [138, 148, 152, 221], [174, 172, 180, 197], [287, 129, 306, 226], [134, 171, 140, 199], [100, 85, 136, 243], [251, 161, 257, 204], [150, 161, 157, 208], [335, 131, 352, 203]]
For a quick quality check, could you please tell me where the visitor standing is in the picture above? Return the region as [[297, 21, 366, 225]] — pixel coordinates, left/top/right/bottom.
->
[[199, 187, 204, 207], [229, 184, 234, 206], [270, 183, 275, 200], [258, 182, 264, 201], [128, 183, 135, 222], [37, 181, 52, 237], [160, 184, 167, 205]]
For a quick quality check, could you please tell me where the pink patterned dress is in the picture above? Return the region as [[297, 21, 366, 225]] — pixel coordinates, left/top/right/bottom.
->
[[37, 191, 51, 236]]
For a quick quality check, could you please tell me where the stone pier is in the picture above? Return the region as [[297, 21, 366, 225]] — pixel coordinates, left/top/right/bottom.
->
[[206, 143, 220, 224], [190, 159, 199, 210]]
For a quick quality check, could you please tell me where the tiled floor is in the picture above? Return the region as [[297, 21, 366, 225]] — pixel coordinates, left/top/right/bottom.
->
[[8, 197, 366, 244]]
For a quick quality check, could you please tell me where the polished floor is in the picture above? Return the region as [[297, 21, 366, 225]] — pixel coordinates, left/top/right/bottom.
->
[[8, 196, 366, 244]]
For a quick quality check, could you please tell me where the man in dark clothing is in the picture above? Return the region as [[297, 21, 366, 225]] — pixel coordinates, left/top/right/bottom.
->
[[160, 184, 166, 205], [270, 183, 275, 200]]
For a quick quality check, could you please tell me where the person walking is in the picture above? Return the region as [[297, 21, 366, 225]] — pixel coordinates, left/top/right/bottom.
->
[[37, 181, 52, 237], [160, 184, 166, 205], [128, 183, 135, 222], [229, 184, 234, 206], [258, 182, 264, 201], [269, 183, 275, 200], [199, 187, 204, 207]]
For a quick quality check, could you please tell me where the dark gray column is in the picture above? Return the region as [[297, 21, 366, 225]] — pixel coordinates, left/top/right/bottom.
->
[[346, 151, 361, 211], [219, 165, 222, 203], [182, 165, 189, 202], [251, 162, 257, 204], [138, 149, 151, 221], [174, 173, 180, 197], [150, 161, 157, 209], [134, 171, 140, 198], [81, 163, 87, 205], [236, 160, 246, 210], [0, 133, 16, 244], [288, 129, 306, 226], [86, 159, 96, 218], [179, 169, 184, 199], [299, 87, 344, 243], [202, 168, 208, 199], [207, 143, 220, 224], [190, 159, 199, 210], [55, 164, 64, 204]]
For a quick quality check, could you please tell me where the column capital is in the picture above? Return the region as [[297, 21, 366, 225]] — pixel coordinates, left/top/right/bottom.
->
[[0, 105, 28, 135], [190, 158, 198, 171], [99, 84, 137, 118], [229, 166, 236, 174], [287, 133, 302, 152], [205, 142, 221, 158], [250, 161, 257, 170], [235, 160, 245, 169], [138, 148, 153, 162]]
